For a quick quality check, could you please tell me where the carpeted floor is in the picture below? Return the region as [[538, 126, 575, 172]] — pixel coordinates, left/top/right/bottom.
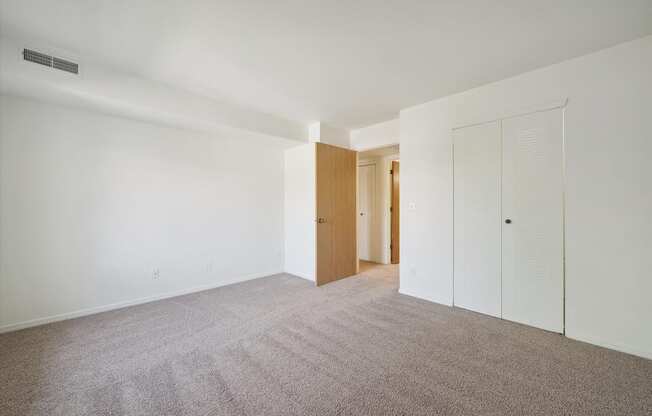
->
[[1, 262, 651, 415]]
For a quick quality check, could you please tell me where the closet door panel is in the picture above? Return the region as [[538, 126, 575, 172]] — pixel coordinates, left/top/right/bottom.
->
[[502, 109, 564, 333], [453, 121, 502, 318]]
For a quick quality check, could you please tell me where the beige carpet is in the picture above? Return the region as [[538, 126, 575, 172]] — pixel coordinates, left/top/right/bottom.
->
[[1, 263, 651, 415]]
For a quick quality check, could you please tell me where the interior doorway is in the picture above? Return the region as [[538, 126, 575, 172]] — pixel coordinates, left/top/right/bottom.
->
[[391, 160, 400, 264], [358, 163, 376, 261], [357, 145, 400, 268]]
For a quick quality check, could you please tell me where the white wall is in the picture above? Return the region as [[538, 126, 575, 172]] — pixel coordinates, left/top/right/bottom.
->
[[350, 119, 399, 151], [358, 153, 399, 265], [399, 35, 652, 359], [0, 36, 308, 144], [0, 95, 285, 331], [283, 144, 316, 281], [308, 122, 350, 149]]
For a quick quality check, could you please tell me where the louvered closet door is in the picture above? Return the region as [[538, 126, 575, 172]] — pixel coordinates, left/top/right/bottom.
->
[[502, 108, 564, 333], [453, 121, 502, 318]]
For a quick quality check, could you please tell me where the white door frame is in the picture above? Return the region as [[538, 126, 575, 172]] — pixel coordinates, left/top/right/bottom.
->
[[452, 99, 568, 334], [357, 162, 376, 262]]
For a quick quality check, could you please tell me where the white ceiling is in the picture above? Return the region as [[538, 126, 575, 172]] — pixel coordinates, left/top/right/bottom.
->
[[1, 0, 651, 130]]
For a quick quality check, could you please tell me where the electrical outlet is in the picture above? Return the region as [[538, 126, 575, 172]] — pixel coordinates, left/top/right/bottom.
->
[[153, 268, 160, 279], [410, 266, 417, 277]]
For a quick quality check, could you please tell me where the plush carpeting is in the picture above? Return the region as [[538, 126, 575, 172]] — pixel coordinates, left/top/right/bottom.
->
[[1, 263, 651, 415]]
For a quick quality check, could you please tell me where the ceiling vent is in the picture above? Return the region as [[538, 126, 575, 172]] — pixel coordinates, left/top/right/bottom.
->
[[23, 48, 79, 74]]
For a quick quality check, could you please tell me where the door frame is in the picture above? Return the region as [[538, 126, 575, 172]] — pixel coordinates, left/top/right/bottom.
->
[[451, 99, 568, 334], [357, 162, 376, 262], [356, 152, 400, 266], [391, 160, 400, 264]]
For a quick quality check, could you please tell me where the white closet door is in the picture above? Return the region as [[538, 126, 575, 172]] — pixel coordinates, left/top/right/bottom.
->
[[454, 121, 502, 318], [357, 164, 375, 261], [502, 108, 564, 333]]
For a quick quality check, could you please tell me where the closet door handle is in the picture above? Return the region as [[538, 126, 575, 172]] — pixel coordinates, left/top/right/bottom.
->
[[505, 219, 512, 224]]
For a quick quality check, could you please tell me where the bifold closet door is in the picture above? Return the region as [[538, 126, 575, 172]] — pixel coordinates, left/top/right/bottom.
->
[[502, 108, 564, 333], [453, 121, 502, 318]]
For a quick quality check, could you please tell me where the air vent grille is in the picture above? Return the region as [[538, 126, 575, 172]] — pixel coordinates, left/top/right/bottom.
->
[[52, 57, 79, 74], [23, 48, 79, 74], [23, 49, 52, 67]]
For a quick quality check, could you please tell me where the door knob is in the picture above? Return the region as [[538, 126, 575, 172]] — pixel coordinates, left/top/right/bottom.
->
[[360, 212, 364, 216], [317, 218, 327, 223], [505, 219, 512, 224]]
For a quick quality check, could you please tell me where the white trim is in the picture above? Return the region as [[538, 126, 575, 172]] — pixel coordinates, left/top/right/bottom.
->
[[566, 331, 652, 361], [561, 107, 567, 335], [499, 119, 504, 318], [402, 288, 651, 360], [0, 270, 282, 334], [451, 135, 455, 307], [398, 288, 454, 307], [285, 270, 315, 282], [357, 163, 377, 263]]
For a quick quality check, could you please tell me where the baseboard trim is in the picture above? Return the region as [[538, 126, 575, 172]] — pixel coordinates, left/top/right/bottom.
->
[[0, 269, 282, 334], [284, 270, 315, 282], [398, 289, 651, 361], [398, 287, 453, 307], [566, 331, 652, 361]]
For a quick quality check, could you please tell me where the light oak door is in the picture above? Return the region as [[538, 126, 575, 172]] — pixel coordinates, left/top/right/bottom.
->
[[391, 161, 400, 264], [502, 108, 564, 333], [357, 164, 375, 261], [316, 143, 358, 286]]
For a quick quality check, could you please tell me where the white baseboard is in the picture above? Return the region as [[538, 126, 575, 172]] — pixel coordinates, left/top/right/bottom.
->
[[566, 331, 652, 361], [398, 287, 453, 307], [284, 270, 315, 282], [398, 289, 651, 361], [6, 272, 649, 362], [0, 270, 282, 334]]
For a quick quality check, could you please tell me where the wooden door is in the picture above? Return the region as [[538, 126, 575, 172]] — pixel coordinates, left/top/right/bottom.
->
[[357, 164, 375, 261], [502, 108, 564, 333], [316, 143, 358, 285], [391, 161, 400, 264]]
